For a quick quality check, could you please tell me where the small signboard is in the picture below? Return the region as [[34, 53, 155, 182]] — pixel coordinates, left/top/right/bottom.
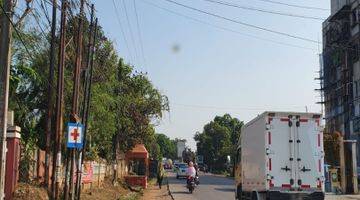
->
[[82, 162, 93, 184], [196, 155, 204, 164], [67, 123, 84, 149]]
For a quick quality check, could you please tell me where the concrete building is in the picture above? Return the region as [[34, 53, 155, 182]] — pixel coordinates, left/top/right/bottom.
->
[[176, 140, 186, 159], [322, 0, 360, 192]]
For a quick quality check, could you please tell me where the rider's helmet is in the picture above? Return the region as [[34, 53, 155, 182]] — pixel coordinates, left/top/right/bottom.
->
[[188, 161, 194, 167]]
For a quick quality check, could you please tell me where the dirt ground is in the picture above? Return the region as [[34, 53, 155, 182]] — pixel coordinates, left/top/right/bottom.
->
[[141, 179, 172, 200], [81, 179, 134, 200], [14, 182, 49, 200], [13, 179, 135, 200]]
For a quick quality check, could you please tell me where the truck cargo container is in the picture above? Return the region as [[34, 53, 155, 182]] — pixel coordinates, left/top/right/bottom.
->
[[235, 112, 325, 200]]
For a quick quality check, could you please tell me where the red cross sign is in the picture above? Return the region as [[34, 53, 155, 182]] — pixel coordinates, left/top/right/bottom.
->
[[71, 128, 79, 141], [67, 123, 84, 149]]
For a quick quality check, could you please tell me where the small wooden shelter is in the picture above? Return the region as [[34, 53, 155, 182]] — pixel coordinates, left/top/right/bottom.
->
[[125, 144, 149, 188]]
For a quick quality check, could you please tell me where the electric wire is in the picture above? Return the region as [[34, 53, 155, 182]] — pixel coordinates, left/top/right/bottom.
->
[[122, 0, 139, 64], [254, 0, 329, 11], [162, 0, 319, 44], [112, 0, 135, 64], [172, 103, 312, 111], [133, 0, 148, 70], [141, 0, 316, 51], [42, 0, 61, 10], [38, 0, 51, 24], [0, 3, 34, 60], [202, 0, 325, 21], [31, 10, 49, 39]]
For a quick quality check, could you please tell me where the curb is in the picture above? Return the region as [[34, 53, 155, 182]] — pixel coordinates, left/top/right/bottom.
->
[[166, 178, 175, 200]]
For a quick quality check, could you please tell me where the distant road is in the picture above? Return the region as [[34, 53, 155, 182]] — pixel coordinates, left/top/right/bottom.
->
[[167, 172, 235, 200]]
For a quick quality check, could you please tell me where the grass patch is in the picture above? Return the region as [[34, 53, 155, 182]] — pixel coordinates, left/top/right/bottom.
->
[[118, 192, 140, 200]]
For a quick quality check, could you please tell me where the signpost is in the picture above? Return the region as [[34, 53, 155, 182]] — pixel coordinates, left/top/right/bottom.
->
[[67, 123, 84, 149], [196, 155, 204, 164]]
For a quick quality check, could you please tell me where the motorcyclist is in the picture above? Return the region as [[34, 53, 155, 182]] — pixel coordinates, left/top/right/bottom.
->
[[186, 161, 196, 185], [194, 162, 199, 176]]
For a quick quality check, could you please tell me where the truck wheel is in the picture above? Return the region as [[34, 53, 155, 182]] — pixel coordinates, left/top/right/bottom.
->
[[236, 184, 242, 200], [251, 191, 259, 200]]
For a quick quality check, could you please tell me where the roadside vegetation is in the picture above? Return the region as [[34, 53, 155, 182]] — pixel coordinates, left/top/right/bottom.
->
[[194, 114, 243, 174], [7, 3, 169, 179]]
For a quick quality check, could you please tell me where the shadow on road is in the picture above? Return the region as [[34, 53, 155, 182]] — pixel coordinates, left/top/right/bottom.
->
[[214, 187, 235, 192], [171, 191, 190, 194]]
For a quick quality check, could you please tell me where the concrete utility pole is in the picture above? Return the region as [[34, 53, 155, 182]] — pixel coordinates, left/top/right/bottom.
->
[[338, 134, 347, 193], [75, 4, 96, 198], [68, 0, 84, 199], [52, 0, 67, 199], [45, 0, 57, 190], [343, 140, 358, 194], [0, 0, 13, 199]]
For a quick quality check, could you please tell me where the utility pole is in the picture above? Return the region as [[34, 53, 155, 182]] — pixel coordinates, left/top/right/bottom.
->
[[338, 134, 347, 193], [68, 0, 84, 199], [0, 0, 13, 199], [75, 4, 95, 198], [343, 140, 358, 194], [45, 0, 57, 191], [52, 0, 67, 199]]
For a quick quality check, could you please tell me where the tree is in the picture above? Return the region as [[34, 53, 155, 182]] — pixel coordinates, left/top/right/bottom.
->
[[8, 6, 169, 167], [155, 133, 177, 159], [323, 133, 340, 166], [182, 148, 195, 164], [194, 114, 243, 172]]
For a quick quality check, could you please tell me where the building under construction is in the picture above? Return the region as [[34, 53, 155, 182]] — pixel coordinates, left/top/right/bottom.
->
[[322, 0, 360, 192]]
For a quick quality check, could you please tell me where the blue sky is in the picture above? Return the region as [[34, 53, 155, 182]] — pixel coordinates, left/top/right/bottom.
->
[[93, 0, 329, 149]]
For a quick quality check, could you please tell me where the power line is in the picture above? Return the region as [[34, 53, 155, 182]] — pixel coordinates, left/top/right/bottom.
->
[[112, 0, 135, 63], [162, 0, 319, 44], [122, 0, 139, 64], [254, 0, 329, 11], [133, 0, 148, 70], [37, 0, 51, 24], [0, 3, 34, 60], [31, 9, 50, 38], [172, 103, 312, 111], [141, 0, 316, 51], [202, 0, 326, 21]]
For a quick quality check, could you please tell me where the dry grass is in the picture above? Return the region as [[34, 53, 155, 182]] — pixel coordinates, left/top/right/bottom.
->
[[14, 182, 49, 200]]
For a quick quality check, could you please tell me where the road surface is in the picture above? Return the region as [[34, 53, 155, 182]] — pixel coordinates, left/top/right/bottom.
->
[[167, 171, 360, 200], [167, 172, 235, 200]]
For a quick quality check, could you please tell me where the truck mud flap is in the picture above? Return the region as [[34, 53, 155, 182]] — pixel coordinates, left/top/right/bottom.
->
[[303, 192, 324, 200], [268, 191, 324, 200]]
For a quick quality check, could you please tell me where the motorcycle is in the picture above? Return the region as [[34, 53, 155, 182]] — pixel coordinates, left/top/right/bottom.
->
[[187, 176, 196, 193], [194, 175, 200, 185]]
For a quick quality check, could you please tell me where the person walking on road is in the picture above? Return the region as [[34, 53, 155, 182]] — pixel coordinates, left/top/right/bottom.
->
[[157, 162, 165, 189]]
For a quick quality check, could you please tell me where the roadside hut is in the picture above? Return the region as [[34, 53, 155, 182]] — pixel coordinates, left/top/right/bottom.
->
[[125, 144, 149, 189]]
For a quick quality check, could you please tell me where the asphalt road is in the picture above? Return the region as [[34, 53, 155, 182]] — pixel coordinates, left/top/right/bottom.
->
[[167, 172, 235, 200], [167, 171, 360, 200]]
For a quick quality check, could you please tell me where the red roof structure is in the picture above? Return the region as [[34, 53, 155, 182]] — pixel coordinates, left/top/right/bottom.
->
[[125, 144, 149, 159]]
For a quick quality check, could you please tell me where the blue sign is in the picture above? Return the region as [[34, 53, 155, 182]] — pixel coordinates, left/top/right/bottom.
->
[[66, 123, 84, 149]]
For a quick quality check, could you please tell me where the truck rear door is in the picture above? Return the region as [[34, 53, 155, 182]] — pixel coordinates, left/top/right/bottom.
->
[[295, 116, 323, 190], [267, 116, 296, 189]]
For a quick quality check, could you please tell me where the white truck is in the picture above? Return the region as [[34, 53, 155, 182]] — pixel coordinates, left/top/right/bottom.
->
[[235, 111, 325, 200]]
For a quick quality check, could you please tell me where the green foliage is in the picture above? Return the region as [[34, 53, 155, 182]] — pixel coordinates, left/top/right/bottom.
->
[[182, 148, 195, 164], [155, 133, 177, 160], [112, 58, 169, 158], [194, 114, 243, 172], [324, 133, 340, 166], [8, 11, 169, 163]]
